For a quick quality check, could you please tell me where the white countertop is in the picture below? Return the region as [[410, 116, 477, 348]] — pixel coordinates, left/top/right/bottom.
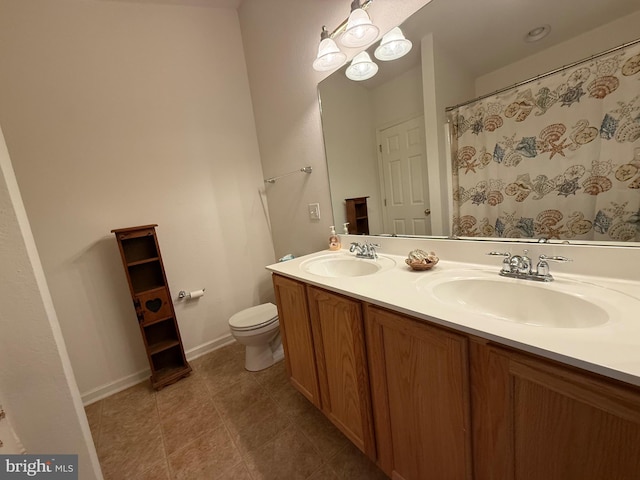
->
[[267, 248, 640, 388]]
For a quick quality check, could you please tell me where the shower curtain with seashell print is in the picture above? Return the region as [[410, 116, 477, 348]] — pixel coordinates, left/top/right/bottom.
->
[[447, 40, 640, 242]]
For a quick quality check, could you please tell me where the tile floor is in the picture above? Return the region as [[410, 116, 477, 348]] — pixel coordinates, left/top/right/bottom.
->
[[85, 342, 389, 480]]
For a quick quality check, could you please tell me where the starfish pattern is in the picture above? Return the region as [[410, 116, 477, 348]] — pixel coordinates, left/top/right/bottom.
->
[[461, 158, 480, 174], [538, 224, 568, 240], [546, 138, 569, 159]]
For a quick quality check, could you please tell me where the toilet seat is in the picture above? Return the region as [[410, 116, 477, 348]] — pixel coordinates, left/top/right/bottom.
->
[[229, 302, 278, 331]]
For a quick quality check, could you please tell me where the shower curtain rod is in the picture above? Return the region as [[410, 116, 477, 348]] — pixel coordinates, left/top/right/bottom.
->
[[445, 37, 640, 112]]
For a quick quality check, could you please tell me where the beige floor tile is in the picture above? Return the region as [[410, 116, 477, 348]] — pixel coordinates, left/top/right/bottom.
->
[[155, 370, 207, 414], [167, 426, 243, 480], [213, 375, 274, 423], [295, 407, 349, 459], [199, 353, 254, 396], [252, 360, 290, 395], [327, 442, 388, 480], [99, 404, 159, 446], [93, 345, 387, 480], [155, 372, 224, 454], [101, 381, 156, 417], [269, 382, 319, 419], [135, 460, 171, 480], [190, 342, 244, 372], [84, 401, 103, 444], [216, 461, 253, 480], [160, 396, 223, 455], [225, 404, 292, 457], [100, 382, 159, 439], [97, 424, 165, 480], [307, 463, 341, 480], [243, 425, 324, 480]]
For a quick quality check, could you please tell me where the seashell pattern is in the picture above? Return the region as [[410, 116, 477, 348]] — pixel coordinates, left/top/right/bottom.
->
[[615, 163, 638, 182], [614, 121, 640, 143], [538, 123, 566, 143], [484, 114, 504, 132], [608, 222, 638, 241], [567, 212, 593, 236], [449, 40, 640, 242], [622, 53, 640, 76], [587, 76, 619, 99], [582, 176, 612, 195]]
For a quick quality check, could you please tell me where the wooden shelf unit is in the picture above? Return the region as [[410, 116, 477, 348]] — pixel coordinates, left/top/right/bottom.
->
[[112, 224, 191, 390], [345, 197, 370, 235]]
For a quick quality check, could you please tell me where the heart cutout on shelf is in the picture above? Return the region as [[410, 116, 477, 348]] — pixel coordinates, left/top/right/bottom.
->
[[145, 298, 163, 313]]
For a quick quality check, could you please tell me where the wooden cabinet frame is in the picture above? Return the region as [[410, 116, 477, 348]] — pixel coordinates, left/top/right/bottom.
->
[[112, 225, 191, 390]]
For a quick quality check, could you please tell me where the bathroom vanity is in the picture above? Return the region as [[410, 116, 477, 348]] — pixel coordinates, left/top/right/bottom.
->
[[268, 242, 640, 480]]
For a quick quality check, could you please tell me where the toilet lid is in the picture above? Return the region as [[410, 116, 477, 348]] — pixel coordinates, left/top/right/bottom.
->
[[229, 302, 278, 330]]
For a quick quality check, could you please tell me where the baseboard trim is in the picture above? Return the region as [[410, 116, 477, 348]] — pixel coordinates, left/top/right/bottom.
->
[[82, 333, 236, 405]]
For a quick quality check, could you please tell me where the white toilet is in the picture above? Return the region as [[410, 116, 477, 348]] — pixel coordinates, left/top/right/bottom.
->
[[228, 302, 284, 371]]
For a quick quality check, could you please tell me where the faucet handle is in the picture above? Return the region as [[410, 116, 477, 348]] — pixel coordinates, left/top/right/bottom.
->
[[487, 251, 510, 257], [539, 254, 572, 262], [367, 242, 380, 258], [487, 251, 511, 273], [536, 254, 572, 277]]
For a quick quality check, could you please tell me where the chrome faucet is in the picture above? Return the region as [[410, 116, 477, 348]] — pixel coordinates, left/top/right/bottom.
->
[[488, 250, 571, 282], [350, 241, 380, 259]]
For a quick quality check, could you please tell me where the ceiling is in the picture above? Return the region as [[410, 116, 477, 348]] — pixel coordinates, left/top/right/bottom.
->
[[101, 0, 242, 8], [355, 0, 640, 88]]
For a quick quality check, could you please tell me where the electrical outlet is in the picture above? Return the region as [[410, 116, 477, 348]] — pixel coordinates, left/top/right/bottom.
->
[[308, 203, 321, 220]]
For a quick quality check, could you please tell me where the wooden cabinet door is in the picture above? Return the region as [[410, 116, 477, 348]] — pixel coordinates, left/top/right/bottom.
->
[[366, 305, 472, 480], [307, 286, 376, 459], [471, 341, 640, 480], [272, 274, 320, 407]]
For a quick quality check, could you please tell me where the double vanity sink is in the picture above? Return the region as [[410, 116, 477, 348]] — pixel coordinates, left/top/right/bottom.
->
[[269, 244, 640, 479], [273, 247, 640, 386], [300, 250, 620, 328]]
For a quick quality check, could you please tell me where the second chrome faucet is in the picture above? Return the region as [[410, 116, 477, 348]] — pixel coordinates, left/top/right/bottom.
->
[[488, 249, 571, 282]]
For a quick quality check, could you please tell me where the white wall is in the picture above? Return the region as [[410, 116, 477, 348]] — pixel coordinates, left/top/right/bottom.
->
[[320, 75, 381, 234], [238, 0, 433, 259], [422, 34, 475, 235], [372, 66, 424, 128], [0, 126, 102, 477], [0, 0, 274, 399], [476, 10, 640, 95]]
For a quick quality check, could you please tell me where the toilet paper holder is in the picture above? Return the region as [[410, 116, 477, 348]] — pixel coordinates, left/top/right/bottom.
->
[[178, 289, 205, 299]]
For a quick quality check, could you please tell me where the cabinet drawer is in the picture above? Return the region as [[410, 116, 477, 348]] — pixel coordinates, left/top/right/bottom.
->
[[136, 288, 173, 324]]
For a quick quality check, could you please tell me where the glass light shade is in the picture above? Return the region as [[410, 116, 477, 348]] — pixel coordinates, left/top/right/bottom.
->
[[313, 37, 347, 71], [374, 27, 412, 61], [340, 9, 380, 48], [345, 51, 378, 81]]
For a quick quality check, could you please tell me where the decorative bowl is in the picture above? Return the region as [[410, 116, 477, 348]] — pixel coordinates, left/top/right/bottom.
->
[[405, 249, 439, 271]]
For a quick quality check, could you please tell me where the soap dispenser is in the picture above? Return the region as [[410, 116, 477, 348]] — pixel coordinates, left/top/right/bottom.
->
[[343, 223, 350, 234], [329, 226, 341, 251]]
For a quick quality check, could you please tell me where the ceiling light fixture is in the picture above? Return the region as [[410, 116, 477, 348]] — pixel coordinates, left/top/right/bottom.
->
[[374, 26, 412, 61], [345, 51, 378, 81], [524, 24, 551, 43], [312, 0, 377, 73], [340, 0, 380, 48], [313, 26, 347, 71]]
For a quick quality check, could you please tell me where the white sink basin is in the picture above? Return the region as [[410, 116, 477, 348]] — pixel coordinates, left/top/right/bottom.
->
[[300, 253, 396, 278], [418, 270, 614, 328]]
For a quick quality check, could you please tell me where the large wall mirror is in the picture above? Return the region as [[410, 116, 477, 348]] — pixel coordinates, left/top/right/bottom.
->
[[319, 0, 640, 245]]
